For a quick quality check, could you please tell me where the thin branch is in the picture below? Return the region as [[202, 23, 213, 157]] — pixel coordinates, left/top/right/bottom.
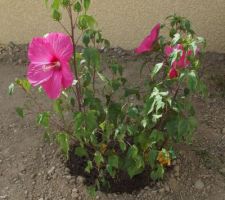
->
[[58, 21, 71, 36]]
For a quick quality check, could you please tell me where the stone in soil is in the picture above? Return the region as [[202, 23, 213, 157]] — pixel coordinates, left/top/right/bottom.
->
[[194, 179, 205, 190]]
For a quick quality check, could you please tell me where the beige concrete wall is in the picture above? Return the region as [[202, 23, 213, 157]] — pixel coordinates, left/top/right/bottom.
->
[[0, 0, 225, 52]]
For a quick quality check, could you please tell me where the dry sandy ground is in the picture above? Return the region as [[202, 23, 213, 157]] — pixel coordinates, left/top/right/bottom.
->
[[0, 46, 225, 200]]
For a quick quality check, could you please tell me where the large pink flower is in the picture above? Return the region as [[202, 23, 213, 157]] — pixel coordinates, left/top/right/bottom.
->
[[135, 23, 161, 54], [165, 44, 193, 79], [27, 33, 74, 99]]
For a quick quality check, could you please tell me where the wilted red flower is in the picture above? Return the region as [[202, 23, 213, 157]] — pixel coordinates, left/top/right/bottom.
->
[[135, 23, 161, 54]]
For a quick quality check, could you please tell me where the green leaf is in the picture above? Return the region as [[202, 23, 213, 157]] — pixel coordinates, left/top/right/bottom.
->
[[8, 83, 15, 95], [60, 0, 69, 6], [141, 118, 148, 128], [74, 112, 85, 131], [51, 0, 60, 9], [127, 155, 144, 178], [172, 33, 181, 45], [127, 106, 139, 119], [87, 186, 96, 198], [169, 49, 182, 66], [166, 117, 179, 137], [110, 79, 120, 91], [169, 147, 176, 160], [86, 110, 98, 131], [178, 118, 189, 139], [16, 107, 24, 118], [73, 1, 82, 12], [83, 48, 100, 69], [52, 9, 62, 21], [107, 102, 122, 124], [150, 164, 164, 181], [85, 161, 93, 173], [94, 151, 104, 167], [197, 36, 206, 48], [83, 0, 91, 11], [56, 132, 69, 158], [145, 97, 156, 115], [82, 31, 91, 47], [148, 149, 158, 168], [151, 63, 163, 78], [190, 41, 198, 56], [15, 79, 31, 92], [197, 80, 208, 96], [106, 165, 116, 178], [119, 140, 126, 152], [37, 112, 50, 128], [149, 130, 164, 143], [53, 99, 63, 113], [188, 70, 198, 91], [78, 15, 96, 30], [108, 155, 119, 168], [75, 146, 88, 157], [110, 63, 123, 76], [128, 145, 138, 159]]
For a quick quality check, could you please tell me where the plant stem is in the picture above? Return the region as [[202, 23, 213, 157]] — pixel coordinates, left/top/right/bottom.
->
[[67, 5, 83, 111]]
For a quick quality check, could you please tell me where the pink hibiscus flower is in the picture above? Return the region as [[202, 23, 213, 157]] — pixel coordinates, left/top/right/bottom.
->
[[135, 23, 161, 54], [164, 44, 192, 69], [165, 44, 193, 79], [27, 33, 74, 99]]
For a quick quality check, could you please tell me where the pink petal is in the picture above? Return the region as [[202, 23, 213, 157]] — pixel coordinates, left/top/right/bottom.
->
[[61, 62, 74, 88], [176, 51, 186, 68], [28, 37, 54, 64], [27, 63, 53, 86], [164, 46, 173, 57], [169, 68, 178, 79], [135, 23, 160, 54], [45, 33, 73, 62], [41, 71, 63, 99], [165, 44, 190, 68]]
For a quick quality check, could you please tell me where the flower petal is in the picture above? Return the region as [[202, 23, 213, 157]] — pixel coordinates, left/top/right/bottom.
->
[[28, 37, 54, 64], [135, 23, 160, 54], [176, 51, 186, 68], [41, 71, 63, 99], [27, 63, 53, 86], [61, 62, 74, 88], [169, 67, 178, 79], [45, 33, 73, 62], [164, 45, 173, 57]]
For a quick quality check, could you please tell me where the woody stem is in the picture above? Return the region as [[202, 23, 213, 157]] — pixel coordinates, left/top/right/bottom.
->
[[67, 5, 83, 112]]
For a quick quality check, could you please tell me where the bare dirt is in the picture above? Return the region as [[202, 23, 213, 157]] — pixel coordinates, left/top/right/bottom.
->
[[0, 44, 225, 200]]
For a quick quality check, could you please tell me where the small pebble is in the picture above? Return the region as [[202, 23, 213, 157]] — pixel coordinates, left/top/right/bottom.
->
[[194, 179, 205, 190], [48, 166, 55, 175], [76, 176, 85, 185]]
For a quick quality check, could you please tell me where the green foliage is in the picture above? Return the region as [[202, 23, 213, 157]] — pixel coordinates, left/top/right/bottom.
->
[[37, 112, 50, 128], [14, 1, 206, 192], [56, 132, 69, 158], [16, 107, 24, 118]]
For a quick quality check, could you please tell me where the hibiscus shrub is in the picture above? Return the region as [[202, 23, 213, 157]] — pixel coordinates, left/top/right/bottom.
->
[[10, 0, 207, 192]]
